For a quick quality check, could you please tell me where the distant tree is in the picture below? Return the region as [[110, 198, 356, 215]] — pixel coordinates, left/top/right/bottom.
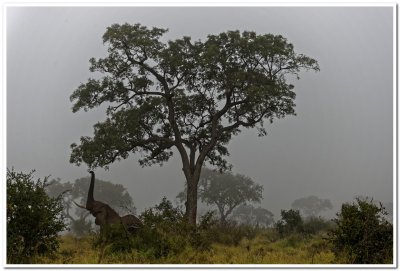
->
[[232, 204, 274, 227], [328, 197, 392, 264], [46, 176, 136, 235], [178, 168, 263, 223], [46, 178, 73, 199], [69, 23, 319, 225], [45, 179, 92, 236], [7, 169, 67, 263], [291, 195, 332, 217], [252, 206, 275, 227]]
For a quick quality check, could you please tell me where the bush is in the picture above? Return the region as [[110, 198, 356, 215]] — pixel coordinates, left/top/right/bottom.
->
[[303, 216, 334, 236], [129, 197, 213, 258], [328, 197, 392, 264], [275, 209, 303, 237], [7, 169, 67, 263], [208, 220, 260, 246], [89, 197, 215, 259], [91, 224, 132, 254]]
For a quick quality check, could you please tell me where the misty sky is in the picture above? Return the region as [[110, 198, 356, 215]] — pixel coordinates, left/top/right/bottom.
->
[[6, 6, 394, 218]]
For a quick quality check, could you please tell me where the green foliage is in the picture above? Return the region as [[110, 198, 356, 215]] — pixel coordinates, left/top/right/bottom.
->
[[7, 169, 67, 263], [34, 229, 337, 264], [69, 22, 319, 225], [302, 216, 334, 236], [91, 224, 132, 254], [69, 22, 319, 172], [275, 209, 303, 237], [208, 221, 260, 246], [122, 198, 214, 259], [328, 197, 392, 264], [291, 195, 333, 217], [383, 201, 393, 223]]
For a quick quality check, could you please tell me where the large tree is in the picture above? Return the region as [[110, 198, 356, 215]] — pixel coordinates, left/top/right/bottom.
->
[[70, 23, 319, 224]]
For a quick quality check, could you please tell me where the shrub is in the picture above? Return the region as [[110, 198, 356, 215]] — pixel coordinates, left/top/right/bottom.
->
[[189, 211, 217, 250], [275, 209, 303, 237], [91, 224, 132, 254], [328, 197, 392, 264], [89, 197, 215, 259], [7, 169, 67, 263], [208, 220, 259, 246], [129, 197, 213, 258], [302, 216, 334, 236]]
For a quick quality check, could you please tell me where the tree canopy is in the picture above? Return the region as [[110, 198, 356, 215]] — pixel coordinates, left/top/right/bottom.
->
[[69, 23, 319, 224], [232, 204, 274, 227]]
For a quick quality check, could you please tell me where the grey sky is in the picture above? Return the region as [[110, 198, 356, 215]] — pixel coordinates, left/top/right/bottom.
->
[[7, 6, 394, 217]]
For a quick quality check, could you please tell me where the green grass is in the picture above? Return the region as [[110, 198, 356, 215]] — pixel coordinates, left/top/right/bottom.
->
[[32, 231, 336, 264]]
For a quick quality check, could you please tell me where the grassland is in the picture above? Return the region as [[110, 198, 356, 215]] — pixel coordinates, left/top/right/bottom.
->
[[32, 231, 336, 264]]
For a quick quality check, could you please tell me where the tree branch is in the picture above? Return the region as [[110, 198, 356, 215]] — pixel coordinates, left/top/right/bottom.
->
[[119, 40, 191, 175], [120, 40, 170, 93]]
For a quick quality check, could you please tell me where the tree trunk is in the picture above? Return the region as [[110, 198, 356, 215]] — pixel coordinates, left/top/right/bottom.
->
[[218, 205, 227, 224], [186, 177, 198, 225], [182, 145, 207, 225]]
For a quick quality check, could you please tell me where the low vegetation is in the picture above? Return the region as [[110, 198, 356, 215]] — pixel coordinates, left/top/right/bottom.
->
[[7, 169, 392, 265], [32, 230, 336, 264], [8, 198, 393, 265], [7, 169, 67, 263], [327, 197, 392, 264]]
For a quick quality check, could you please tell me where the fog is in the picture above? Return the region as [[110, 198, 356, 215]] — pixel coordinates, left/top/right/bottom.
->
[[6, 6, 394, 218]]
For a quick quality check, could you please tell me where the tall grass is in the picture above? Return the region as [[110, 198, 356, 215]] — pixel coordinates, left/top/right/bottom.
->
[[33, 230, 335, 264], [29, 198, 392, 264]]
